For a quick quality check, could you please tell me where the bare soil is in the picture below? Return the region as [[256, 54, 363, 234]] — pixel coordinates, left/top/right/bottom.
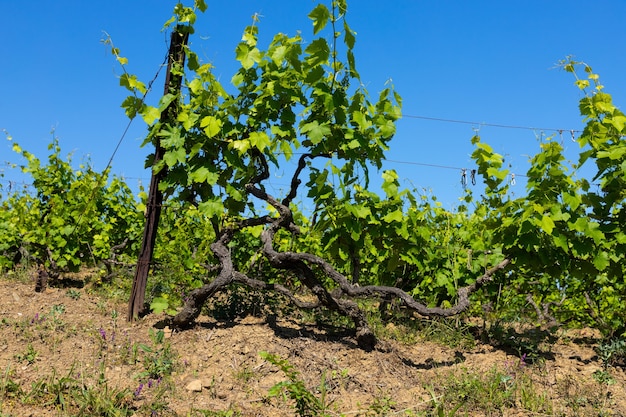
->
[[1, 277, 625, 416]]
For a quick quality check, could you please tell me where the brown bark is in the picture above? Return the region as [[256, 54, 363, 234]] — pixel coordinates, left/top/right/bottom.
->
[[128, 28, 189, 321], [171, 153, 511, 350]]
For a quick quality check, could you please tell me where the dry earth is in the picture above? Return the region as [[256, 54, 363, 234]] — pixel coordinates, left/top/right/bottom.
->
[[1, 277, 625, 416]]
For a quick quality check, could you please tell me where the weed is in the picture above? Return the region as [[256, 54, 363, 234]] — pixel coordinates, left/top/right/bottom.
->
[[117, 331, 139, 366], [50, 304, 66, 315], [14, 343, 38, 365], [136, 329, 177, 381], [596, 338, 626, 368], [427, 360, 553, 416], [327, 368, 351, 391], [95, 300, 109, 315], [260, 351, 332, 417], [72, 377, 133, 416], [135, 378, 176, 416], [232, 364, 255, 383], [43, 304, 66, 332], [23, 367, 77, 411], [516, 372, 552, 413], [556, 376, 614, 414], [12, 363, 133, 416], [592, 369, 615, 385], [426, 386, 464, 417], [66, 288, 81, 300], [368, 390, 396, 416], [591, 337, 626, 386], [367, 311, 420, 345], [0, 366, 23, 400], [420, 318, 476, 350], [367, 309, 476, 348]]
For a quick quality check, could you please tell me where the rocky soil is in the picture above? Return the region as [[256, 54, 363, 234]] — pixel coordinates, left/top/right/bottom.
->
[[1, 277, 625, 416]]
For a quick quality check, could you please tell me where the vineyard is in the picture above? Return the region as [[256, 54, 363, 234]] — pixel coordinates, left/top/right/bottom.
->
[[2, 0, 626, 415]]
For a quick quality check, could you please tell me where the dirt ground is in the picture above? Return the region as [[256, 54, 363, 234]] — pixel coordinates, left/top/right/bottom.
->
[[1, 277, 625, 416]]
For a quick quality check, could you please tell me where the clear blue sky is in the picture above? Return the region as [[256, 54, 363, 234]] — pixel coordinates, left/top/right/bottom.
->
[[2, 1, 625, 210]]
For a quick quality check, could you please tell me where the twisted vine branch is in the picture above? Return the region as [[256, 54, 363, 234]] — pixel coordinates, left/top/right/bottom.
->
[[172, 153, 511, 349]]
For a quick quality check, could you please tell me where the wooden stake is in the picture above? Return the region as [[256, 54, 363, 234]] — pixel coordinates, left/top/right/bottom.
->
[[128, 27, 189, 321]]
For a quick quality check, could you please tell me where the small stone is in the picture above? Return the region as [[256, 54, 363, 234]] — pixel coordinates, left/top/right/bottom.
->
[[12, 292, 20, 302], [162, 326, 172, 339], [185, 379, 203, 392]]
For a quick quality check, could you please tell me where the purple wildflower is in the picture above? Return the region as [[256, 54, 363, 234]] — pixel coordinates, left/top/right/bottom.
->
[[98, 328, 106, 341], [134, 383, 144, 398]]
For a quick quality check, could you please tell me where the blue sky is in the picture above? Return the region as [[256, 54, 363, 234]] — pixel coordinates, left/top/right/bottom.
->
[[2, 1, 625, 210]]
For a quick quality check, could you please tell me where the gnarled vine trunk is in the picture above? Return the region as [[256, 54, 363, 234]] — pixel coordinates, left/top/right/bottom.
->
[[171, 153, 511, 350]]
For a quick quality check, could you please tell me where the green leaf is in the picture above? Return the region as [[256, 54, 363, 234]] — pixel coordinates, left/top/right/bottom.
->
[[200, 115, 222, 138], [231, 72, 245, 86], [188, 78, 203, 94], [194, 0, 207, 12], [242, 27, 257, 47], [540, 215, 555, 235], [575, 79, 590, 90], [572, 217, 604, 243], [121, 96, 143, 119], [348, 204, 371, 219], [304, 38, 330, 67], [609, 115, 626, 132], [235, 43, 262, 70], [279, 139, 293, 160], [346, 139, 360, 149], [381, 170, 399, 196], [141, 106, 161, 125], [300, 121, 330, 144], [119, 73, 147, 94], [150, 297, 170, 314], [586, 221, 605, 244], [382, 210, 403, 223], [593, 251, 610, 271], [553, 233, 569, 252], [159, 128, 184, 148], [352, 111, 371, 131], [158, 93, 177, 112], [163, 148, 186, 166], [343, 20, 356, 49], [308, 4, 331, 34], [231, 139, 251, 154], [177, 111, 199, 130], [249, 131, 271, 151], [592, 92, 614, 113], [378, 119, 396, 138], [189, 166, 218, 184], [198, 198, 224, 219], [597, 145, 626, 160], [561, 192, 581, 211]]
